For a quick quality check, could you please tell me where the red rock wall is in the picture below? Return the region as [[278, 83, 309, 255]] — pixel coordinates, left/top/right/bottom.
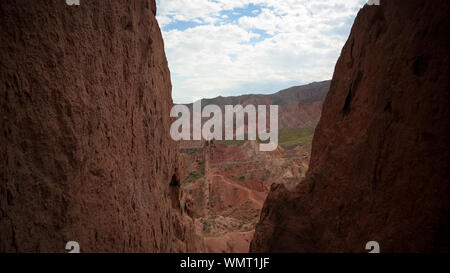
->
[[251, 0, 448, 252], [0, 0, 203, 252]]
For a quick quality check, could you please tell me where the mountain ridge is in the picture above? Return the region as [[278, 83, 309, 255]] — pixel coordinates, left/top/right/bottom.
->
[[186, 80, 331, 107], [184, 80, 331, 130]]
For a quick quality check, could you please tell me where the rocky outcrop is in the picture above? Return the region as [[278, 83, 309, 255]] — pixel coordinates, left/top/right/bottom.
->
[[0, 0, 203, 252], [251, 0, 448, 252]]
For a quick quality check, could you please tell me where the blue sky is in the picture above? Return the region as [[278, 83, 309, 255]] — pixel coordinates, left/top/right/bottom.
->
[[156, 0, 367, 103]]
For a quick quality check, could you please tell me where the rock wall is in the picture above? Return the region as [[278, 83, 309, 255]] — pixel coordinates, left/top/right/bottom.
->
[[0, 0, 203, 252], [251, 0, 448, 252]]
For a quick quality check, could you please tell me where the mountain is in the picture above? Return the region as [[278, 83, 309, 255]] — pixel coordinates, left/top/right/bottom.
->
[[187, 80, 330, 130], [250, 0, 449, 253]]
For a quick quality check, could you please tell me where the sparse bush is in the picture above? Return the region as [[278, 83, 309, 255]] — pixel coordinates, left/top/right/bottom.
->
[[186, 171, 203, 183]]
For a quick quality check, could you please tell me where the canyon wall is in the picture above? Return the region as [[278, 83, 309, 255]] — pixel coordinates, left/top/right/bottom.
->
[[251, 0, 449, 252], [0, 0, 203, 252]]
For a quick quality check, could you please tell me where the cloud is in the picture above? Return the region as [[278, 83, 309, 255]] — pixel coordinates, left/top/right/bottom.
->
[[156, 0, 367, 103]]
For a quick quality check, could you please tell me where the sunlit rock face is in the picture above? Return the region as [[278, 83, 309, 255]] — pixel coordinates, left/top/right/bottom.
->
[[0, 0, 203, 252]]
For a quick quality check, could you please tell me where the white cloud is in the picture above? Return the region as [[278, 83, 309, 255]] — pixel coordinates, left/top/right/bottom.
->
[[156, 0, 367, 103]]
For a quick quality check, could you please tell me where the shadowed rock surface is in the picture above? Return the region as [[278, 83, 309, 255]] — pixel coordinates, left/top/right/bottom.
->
[[0, 0, 203, 252], [251, 0, 449, 253]]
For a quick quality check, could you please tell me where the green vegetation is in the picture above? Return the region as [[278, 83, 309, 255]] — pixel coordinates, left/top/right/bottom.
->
[[196, 160, 205, 176], [185, 160, 206, 183], [186, 171, 203, 183], [208, 194, 220, 207], [278, 127, 316, 148], [217, 139, 247, 147], [212, 127, 316, 148], [238, 175, 246, 181], [200, 217, 221, 237]]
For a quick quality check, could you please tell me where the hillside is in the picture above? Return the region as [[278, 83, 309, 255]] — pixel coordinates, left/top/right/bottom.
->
[[186, 80, 330, 130]]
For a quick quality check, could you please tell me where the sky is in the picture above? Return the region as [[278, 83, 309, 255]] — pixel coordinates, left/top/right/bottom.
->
[[156, 0, 367, 103]]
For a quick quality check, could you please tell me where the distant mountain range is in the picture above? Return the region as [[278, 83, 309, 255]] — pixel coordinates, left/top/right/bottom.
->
[[186, 80, 331, 130]]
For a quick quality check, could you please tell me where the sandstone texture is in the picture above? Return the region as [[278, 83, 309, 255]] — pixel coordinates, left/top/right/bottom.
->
[[0, 0, 203, 252], [251, 0, 449, 252]]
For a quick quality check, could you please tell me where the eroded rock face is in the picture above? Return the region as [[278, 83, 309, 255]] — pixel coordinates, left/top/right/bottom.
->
[[251, 0, 449, 253], [0, 0, 203, 252]]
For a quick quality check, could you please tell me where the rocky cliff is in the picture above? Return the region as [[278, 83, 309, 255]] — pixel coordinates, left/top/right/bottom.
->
[[251, 0, 448, 252], [0, 0, 203, 252]]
